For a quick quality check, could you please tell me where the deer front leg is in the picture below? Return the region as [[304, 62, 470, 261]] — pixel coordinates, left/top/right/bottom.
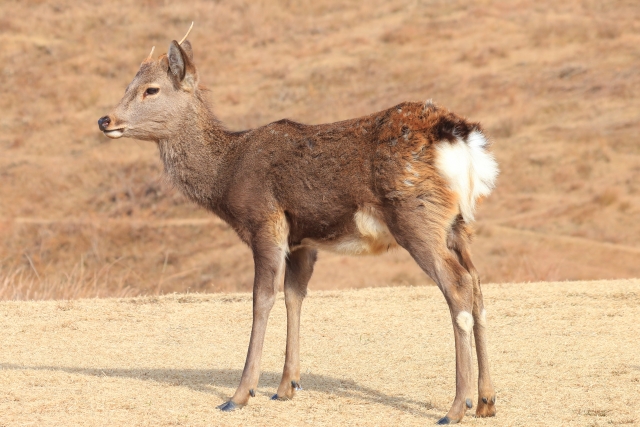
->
[[217, 240, 286, 411], [272, 247, 317, 401]]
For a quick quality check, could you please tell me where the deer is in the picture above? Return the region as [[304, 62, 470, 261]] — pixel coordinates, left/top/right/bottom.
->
[[98, 24, 498, 425]]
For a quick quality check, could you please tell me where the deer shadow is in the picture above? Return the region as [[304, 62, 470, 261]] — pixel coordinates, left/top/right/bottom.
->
[[0, 363, 440, 419]]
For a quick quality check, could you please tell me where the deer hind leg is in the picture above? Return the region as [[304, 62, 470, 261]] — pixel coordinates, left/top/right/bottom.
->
[[272, 247, 317, 401], [217, 230, 287, 411], [388, 210, 475, 425], [448, 217, 496, 418]]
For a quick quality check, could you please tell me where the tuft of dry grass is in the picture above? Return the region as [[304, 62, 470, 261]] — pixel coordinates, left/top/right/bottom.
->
[[593, 189, 619, 207], [0, 265, 137, 301]]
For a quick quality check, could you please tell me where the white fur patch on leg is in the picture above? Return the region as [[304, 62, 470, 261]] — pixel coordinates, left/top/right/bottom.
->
[[478, 308, 487, 327], [456, 311, 474, 333]]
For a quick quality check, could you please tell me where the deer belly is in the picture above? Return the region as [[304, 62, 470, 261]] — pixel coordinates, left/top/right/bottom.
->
[[301, 207, 398, 255]]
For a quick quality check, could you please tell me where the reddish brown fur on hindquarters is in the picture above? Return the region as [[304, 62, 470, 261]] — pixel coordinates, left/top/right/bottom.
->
[[99, 28, 498, 424]]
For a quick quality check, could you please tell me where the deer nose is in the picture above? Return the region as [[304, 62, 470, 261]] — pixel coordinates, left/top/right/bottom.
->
[[98, 116, 111, 131]]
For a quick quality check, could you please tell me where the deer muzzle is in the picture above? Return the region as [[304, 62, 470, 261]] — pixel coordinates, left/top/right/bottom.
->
[[98, 115, 125, 139]]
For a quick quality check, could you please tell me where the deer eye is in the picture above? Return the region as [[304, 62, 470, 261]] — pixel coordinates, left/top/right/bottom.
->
[[145, 87, 159, 96]]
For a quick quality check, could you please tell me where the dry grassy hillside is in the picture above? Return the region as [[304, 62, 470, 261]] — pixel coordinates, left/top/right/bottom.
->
[[1, 0, 639, 299], [1, 280, 639, 426]]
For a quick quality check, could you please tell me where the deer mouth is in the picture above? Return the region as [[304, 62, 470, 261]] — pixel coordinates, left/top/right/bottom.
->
[[103, 128, 125, 139]]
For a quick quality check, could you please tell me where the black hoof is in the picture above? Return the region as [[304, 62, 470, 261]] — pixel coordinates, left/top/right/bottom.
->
[[291, 380, 302, 391], [271, 393, 290, 401], [249, 389, 255, 397], [466, 398, 473, 409], [217, 401, 239, 412], [436, 416, 451, 425]]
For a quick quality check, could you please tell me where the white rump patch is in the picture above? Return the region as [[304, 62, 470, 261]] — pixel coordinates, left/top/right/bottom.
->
[[456, 311, 474, 333], [435, 131, 499, 222]]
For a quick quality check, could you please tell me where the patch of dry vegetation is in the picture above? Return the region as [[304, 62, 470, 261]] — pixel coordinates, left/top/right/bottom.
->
[[1, 0, 639, 299], [1, 280, 639, 426]]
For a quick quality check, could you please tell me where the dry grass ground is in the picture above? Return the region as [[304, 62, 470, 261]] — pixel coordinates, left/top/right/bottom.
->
[[1, 279, 639, 426], [1, 0, 639, 298]]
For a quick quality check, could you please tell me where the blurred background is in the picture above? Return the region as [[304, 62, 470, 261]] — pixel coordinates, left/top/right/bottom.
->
[[1, 0, 638, 299]]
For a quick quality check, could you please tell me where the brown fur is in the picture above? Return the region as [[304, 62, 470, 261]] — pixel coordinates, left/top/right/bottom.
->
[[99, 38, 496, 423]]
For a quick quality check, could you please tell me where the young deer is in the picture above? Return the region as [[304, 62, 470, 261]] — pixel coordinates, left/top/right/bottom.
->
[[98, 27, 498, 424]]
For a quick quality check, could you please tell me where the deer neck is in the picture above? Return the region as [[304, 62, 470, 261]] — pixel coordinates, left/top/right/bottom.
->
[[157, 95, 232, 209]]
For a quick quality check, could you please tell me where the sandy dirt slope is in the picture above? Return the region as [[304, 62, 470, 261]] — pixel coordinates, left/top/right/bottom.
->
[[2, 0, 640, 298], [1, 279, 639, 426]]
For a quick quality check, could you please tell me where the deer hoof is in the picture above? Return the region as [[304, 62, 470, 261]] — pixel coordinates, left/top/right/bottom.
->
[[436, 416, 453, 425], [217, 401, 240, 412], [271, 393, 293, 401], [476, 394, 497, 418], [291, 380, 303, 391]]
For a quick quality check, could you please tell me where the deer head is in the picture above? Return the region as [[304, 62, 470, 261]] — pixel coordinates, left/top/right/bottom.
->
[[98, 23, 199, 141]]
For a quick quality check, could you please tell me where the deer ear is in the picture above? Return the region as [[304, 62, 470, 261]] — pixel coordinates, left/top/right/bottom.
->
[[167, 40, 198, 91], [180, 40, 194, 61]]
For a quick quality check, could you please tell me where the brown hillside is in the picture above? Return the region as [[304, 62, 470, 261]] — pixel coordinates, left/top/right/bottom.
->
[[1, 0, 639, 299]]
